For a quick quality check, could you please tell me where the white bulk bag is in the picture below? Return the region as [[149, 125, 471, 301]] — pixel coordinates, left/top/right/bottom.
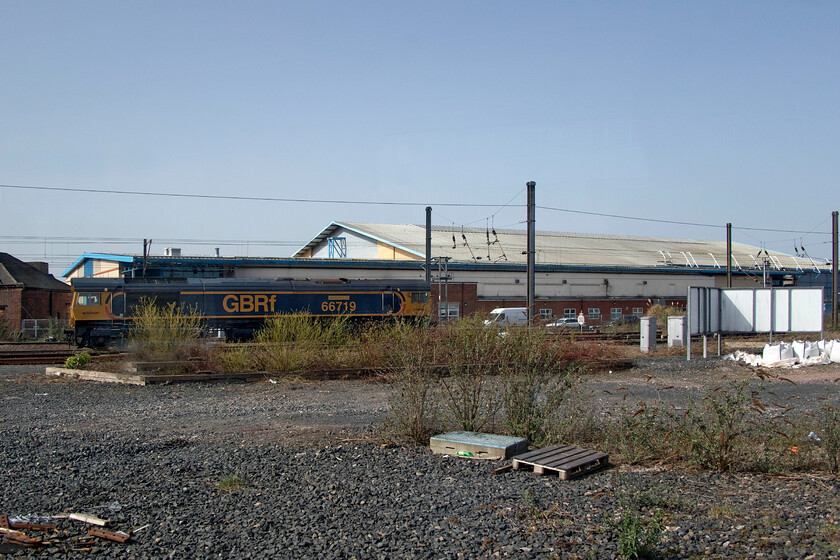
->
[[763, 343, 785, 363]]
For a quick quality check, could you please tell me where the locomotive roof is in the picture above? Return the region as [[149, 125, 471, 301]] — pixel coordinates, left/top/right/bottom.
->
[[69, 277, 429, 290]]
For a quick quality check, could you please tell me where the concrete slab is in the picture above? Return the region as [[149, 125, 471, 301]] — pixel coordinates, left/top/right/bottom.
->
[[430, 431, 528, 459]]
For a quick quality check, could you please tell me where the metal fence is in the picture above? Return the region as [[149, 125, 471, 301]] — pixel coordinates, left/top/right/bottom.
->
[[20, 318, 69, 340]]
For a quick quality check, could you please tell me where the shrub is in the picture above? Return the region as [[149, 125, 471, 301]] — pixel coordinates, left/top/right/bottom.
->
[[65, 352, 92, 369], [128, 298, 204, 361], [217, 346, 254, 373], [604, 402, 675, 465], [678, 381, 764, 472], [498, 326, 573, 446], [437, 316, 503, 432], [252, 312, 352, 372], [386, 323, 440, 444]]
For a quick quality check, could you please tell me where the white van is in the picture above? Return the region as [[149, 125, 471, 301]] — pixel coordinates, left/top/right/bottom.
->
[[484, 307, 528, 326]]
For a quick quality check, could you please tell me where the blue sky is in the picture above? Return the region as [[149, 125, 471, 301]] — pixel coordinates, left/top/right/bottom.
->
[[1, 0, 838, 273]]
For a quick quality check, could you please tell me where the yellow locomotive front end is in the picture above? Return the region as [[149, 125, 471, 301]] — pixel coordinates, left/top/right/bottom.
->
[[69, 279, 126, 347]]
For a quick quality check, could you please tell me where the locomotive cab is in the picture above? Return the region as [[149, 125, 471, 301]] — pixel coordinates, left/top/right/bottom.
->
[[69, 284, 125, 348]]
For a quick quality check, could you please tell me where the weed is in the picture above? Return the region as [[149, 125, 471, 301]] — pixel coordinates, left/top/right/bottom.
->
[[542, 383, 602, 447], [820, 522, 840, 542], [708, 503, 736, 519], [678, 381, 765, 472], [438, 316, 503, 432], [386, 323, 440, 444], [215, 474, 247, 491], [255, 312, 351, 346], [128, 298, 204, 361], [46, 316, 69, 342], [252, 312, 352, 372], [498, 327, 574, 446], [0, 316, 11, 341], [819, 404, 840, 474], [609, 477, 666, 560], [64, 352, 91, 370], [605, 402, 674, 465], [217, 346, 254, 373]]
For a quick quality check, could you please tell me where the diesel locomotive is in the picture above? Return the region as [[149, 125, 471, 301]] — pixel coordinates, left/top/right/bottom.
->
[[69, 277, 431, 348]]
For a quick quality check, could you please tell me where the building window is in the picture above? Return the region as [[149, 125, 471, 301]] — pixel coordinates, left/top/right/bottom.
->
[[539, 309, 552, 319], [611, 308, 622, 321], [564, 308, 576, 319], [587, 308, 601, 320], [439, 303, 459, 321], [632, 307, 644, 316]]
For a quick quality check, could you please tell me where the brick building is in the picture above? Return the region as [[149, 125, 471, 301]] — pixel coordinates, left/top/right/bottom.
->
[[0, 253, 72, 334]]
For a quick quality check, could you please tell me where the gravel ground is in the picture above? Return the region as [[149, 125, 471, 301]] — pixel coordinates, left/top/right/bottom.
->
[[2, 357, 840, 559]]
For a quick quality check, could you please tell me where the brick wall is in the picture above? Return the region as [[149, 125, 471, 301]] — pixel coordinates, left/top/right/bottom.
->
[[0, 287, 23, 329], [430, 282, 684, 326], [0, 288, 71, 330], [21, 290, 72, 321]]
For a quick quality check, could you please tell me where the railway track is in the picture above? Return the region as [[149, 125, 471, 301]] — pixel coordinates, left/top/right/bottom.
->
[[0, 342, 115, 365]]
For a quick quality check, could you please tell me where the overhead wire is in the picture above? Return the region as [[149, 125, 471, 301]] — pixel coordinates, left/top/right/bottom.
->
[[1, 181, 833, 237]]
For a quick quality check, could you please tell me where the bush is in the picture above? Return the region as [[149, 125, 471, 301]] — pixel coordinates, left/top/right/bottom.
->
[[128, 298, 204, 361], [217, 346, 254, 373], [498, 326, 573, 446], [65, 352, 92, 369], [677, 381, 764, 472], [605, 402, 676, 465], [386, 323, 440, 444], [437, 316, 504, 432], [252, 312, 352, 372]]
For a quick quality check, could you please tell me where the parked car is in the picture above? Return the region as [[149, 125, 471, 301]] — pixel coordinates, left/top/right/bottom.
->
[[545, 317, 583, 328]]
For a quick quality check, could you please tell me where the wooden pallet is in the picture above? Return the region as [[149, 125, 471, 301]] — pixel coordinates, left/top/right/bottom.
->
[[512, 445, 609, 480]]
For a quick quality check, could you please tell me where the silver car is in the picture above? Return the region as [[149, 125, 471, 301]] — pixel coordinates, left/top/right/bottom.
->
[[545, 317, 582, 328]]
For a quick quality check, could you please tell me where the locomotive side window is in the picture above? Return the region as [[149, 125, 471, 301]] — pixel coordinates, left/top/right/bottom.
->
[[411, 292, 429, 304], [77, 293, 101, 306], [126, 292, 180, 311]]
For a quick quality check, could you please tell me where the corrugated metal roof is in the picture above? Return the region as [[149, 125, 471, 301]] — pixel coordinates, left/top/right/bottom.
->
[[297, 222, 825, 272]]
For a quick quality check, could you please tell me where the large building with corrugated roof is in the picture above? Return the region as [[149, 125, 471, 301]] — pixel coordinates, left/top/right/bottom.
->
[[62, 221, 830, 326]]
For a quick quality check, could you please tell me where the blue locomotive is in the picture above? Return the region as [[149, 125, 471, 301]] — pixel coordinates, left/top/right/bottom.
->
[[69, 277, 430, 348]]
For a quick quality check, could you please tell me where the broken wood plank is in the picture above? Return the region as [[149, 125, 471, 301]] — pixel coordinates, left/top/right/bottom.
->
[[8, 521, 56, 531], [87, 527, 130, 543], [0, 527, 42, 546], [68, 513, 108, 526]]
